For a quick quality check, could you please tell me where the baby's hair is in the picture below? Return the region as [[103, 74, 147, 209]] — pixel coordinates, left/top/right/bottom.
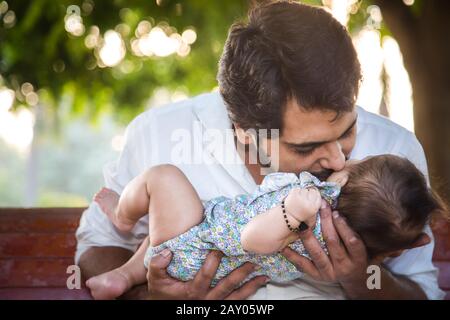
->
[[337, 155, 447, 260]]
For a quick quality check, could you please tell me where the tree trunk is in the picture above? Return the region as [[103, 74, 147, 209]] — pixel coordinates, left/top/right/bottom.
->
[[375, 0, 450, 205]]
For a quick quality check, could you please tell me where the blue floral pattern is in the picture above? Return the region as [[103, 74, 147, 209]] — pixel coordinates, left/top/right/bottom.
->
[[144, 171, 340, 285]]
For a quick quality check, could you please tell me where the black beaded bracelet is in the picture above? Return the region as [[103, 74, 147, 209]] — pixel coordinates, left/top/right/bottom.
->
[[281, 198, 309, 233]]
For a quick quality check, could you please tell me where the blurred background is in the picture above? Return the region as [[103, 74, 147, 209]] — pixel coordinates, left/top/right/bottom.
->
[[0, 0, 449, 207]]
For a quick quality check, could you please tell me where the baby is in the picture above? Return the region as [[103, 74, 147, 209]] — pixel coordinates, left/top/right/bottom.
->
[[86, 154, 445, 299]]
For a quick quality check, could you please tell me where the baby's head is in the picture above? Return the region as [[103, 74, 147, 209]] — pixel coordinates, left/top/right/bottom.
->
[[335, 155, 446, 260]]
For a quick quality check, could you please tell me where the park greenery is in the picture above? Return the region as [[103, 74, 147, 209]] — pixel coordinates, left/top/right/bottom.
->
[[2, 0, 385, 122], [0, 0, 449, 206]]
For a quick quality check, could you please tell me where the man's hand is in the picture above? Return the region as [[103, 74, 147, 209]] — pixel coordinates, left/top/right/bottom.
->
[[281, 203, 431, 299], [147, 249, 268, 300], [282, 203, 368, 284]]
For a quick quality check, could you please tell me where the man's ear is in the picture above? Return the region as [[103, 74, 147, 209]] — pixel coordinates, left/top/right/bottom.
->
[[234, 123, 253, 145]]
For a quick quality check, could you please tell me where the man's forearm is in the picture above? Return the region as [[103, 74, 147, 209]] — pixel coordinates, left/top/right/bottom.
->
[[342, 266, 428, 300], [77, 246, 134, 279]]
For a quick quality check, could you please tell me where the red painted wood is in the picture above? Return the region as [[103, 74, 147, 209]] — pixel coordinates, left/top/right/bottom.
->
[[0, 207, 448, 299], [0, 233, 76, 258], [0, 208, 85, 233], [0, 258, 78, 287], [0, 287, 92, 300]]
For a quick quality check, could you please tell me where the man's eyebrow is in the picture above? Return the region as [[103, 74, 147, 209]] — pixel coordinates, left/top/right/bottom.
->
[[283, 116, 358, 149]]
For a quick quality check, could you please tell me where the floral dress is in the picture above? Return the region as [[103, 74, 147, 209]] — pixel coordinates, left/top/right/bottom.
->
[[144, 171, 340, 286]]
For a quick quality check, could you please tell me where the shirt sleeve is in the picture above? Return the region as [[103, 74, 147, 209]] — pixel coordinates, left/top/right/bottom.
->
[[75, 113, 152, 264], [383, 131, 445, 300]]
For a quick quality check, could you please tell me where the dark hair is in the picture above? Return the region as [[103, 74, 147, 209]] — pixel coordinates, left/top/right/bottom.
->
[[218, 0, 362, 134], [337, 155, 446, 260]]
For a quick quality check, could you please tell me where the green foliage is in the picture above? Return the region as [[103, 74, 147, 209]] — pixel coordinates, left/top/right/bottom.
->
[[1, 0, 248, 124], [1, 0, 397, 125]]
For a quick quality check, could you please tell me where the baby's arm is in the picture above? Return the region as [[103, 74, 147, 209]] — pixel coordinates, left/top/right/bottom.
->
[[241, 187, 322, 255]]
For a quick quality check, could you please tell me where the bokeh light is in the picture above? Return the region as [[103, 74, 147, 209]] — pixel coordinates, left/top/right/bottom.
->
[[0, 87, 15, 112], [382, 36, 414, 131], [0, 106, 35, 152], [3, 9, 15, 28], [353, 28, 384, 115], [182, 29, 197, 45], [403, 0, 415, 6], [0, 1, 8, 14], [64, 5, 85, 36], [99, 30, 126, 67], [329, 0, 414, 132], [132, 23, 197, 58]]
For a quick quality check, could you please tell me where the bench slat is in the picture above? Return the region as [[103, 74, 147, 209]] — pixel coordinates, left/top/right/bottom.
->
[[0, 233, 76, 258], [0, 208, 449, 299], [0, 258, 77, 287], [0, 208, 85, 233], [0, 288, 92, 300]]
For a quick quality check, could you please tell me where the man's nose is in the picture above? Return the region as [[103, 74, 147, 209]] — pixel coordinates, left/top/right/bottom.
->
[[319, 141, 346, 172]]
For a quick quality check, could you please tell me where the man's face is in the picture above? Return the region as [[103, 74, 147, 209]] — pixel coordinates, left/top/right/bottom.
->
[[261, 99, 357, 180]]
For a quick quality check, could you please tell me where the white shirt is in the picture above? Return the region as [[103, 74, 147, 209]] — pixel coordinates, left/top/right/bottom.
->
[[75, 91, 445, 300]]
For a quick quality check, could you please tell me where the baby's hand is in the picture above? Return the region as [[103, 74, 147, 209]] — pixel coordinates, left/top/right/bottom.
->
[[327, 170, 349, 187], [327, 158, 364, 186], [284, 187, 322, 225]]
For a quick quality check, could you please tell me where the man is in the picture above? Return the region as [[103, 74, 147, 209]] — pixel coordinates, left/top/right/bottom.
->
[[76, 1, 444, 299]]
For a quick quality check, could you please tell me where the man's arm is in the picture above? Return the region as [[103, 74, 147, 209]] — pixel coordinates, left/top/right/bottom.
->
[[340, 264, 427, 299], [78, 246, 134, 280]]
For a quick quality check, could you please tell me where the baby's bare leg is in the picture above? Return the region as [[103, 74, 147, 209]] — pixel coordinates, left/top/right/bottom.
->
[[95, 164, 204, 237], [112, 164, 204, 245], [143, 164, 204, 246], [89, 165, 203, 299]]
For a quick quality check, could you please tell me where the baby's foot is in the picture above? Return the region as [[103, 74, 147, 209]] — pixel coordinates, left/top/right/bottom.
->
[[86, 269, 132, 300], [93, 187, 135, 232]]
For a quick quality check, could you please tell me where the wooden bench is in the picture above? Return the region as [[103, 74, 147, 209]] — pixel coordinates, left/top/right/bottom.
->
[[0, 207, 449, 299]]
